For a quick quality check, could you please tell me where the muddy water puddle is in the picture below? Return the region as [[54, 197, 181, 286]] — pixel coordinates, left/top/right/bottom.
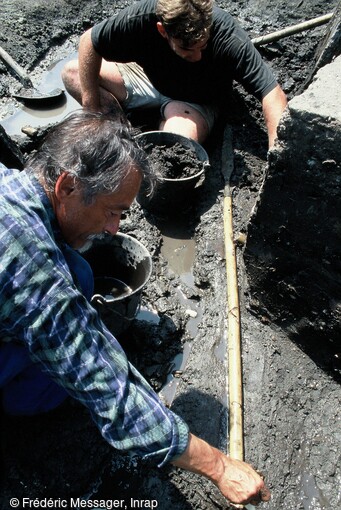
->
[[158, 341, 193, 407], [299, 472, 332, 509], [158, 231, 204, 406], [159, 281, 203, 407], [0, 53, 79, 136], [136, 304, 160, 325], [161, 235, 195, 278]]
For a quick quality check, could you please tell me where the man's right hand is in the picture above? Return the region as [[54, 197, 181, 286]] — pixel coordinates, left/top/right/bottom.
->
[[172, 433, 271, 506], [214, 453, 271, 506]]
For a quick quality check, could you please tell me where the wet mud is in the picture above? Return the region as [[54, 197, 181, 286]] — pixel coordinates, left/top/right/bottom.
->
[[145, 143, 205, 179], [1, 1, 340, 509]]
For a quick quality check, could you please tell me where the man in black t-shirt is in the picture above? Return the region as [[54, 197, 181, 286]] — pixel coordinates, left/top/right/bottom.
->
[[61, 2, 275, 505], [62, 0, 287, 148]]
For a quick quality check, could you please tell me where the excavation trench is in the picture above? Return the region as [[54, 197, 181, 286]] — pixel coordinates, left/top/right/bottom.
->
[[0, 1, 340, 509]]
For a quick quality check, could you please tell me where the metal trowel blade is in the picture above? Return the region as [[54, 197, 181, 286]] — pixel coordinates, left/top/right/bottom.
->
[[13, 87, 65, 105]]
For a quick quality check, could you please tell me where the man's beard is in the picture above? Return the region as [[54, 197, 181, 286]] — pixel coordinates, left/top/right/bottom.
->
[[78, 232, 107, 253]]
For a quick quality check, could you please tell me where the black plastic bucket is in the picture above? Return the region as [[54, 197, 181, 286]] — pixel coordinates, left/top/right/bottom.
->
[[83, 233, 152, 337], [136, 131, 209, 214]]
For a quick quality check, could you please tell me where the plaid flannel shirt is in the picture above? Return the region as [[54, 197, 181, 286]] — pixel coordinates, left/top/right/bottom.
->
[[0, 163, 189, 465]]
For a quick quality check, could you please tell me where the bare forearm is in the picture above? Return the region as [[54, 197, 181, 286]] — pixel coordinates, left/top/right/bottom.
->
[[172, 433, 270, 505], [78, 28, 103, 110], [262, 84, 288, 148], [172, 433, 224, 481]]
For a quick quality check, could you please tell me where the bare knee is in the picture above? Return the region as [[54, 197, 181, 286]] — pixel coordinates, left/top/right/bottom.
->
[[161, 101, 209, 143], [61, 60, 81, 99]]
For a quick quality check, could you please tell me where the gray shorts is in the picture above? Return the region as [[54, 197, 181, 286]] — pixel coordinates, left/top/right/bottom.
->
[[116, 62, 218, 133]]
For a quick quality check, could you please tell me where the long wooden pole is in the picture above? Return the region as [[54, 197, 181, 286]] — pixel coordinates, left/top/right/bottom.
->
[[251, 12, 333, 46], [222, 126, 254, 510], [220, 12, 335, 503], [223, 192, 244, 461], [221, 125, 244, 461], [0, 45, 32, 87]]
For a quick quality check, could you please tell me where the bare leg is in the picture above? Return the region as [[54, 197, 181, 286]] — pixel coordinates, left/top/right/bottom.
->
[[160, 101, 209, 143], [62, 59, 127, 113]]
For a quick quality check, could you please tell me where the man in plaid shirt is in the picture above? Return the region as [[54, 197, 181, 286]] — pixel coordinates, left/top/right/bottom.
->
[[0, 110, 269, 506]]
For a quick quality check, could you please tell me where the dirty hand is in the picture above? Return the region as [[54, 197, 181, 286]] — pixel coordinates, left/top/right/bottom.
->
[[214, 454, 271, 506], [172, 433, 270, 506]]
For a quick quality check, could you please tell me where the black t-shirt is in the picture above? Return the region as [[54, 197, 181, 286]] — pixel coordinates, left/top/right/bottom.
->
[[91, 0, 277, 106]]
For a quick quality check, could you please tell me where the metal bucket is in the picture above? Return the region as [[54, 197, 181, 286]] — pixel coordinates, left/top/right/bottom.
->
[[83, 233, 152, 338], [136, 131, 209, 214]]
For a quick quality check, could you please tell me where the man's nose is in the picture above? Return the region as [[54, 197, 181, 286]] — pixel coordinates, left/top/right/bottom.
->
[[104, 216, 120, 236]]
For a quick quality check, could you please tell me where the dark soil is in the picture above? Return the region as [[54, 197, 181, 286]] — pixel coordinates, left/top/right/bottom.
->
[[146, 143, 204, 180], [1, 1, 340, 510]]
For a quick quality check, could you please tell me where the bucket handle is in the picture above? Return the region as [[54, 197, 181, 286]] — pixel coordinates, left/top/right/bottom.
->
[[90, 294, 142, 321], [91, 294, 107, 306]]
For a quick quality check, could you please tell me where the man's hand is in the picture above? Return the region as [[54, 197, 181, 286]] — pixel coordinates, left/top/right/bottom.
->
[[172, 433, 271, 506], [214, 454, 271, 506]]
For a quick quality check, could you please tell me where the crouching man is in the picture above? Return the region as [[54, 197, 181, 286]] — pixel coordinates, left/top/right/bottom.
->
[[0, 110, 270, 507]]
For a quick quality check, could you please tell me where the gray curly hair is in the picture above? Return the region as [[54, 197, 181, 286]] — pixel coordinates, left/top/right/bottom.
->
[[26, 110, 156, 204]]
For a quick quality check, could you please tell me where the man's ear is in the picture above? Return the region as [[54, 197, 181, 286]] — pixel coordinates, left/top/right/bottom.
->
[[54, 172, 76, 201], [156, 21, 168, 39]]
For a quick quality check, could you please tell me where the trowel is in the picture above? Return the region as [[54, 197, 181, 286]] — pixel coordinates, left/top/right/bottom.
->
[[0, 45, 64, 106]]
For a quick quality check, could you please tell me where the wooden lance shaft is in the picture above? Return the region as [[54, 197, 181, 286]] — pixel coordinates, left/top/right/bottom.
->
[[220, 8, 335, 498], [251, 12, 333, 46], [223, 192, 244, 461], [0, 45, 33, 87], [222, 126, 254, 510], [221, 125, 244, 461]]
